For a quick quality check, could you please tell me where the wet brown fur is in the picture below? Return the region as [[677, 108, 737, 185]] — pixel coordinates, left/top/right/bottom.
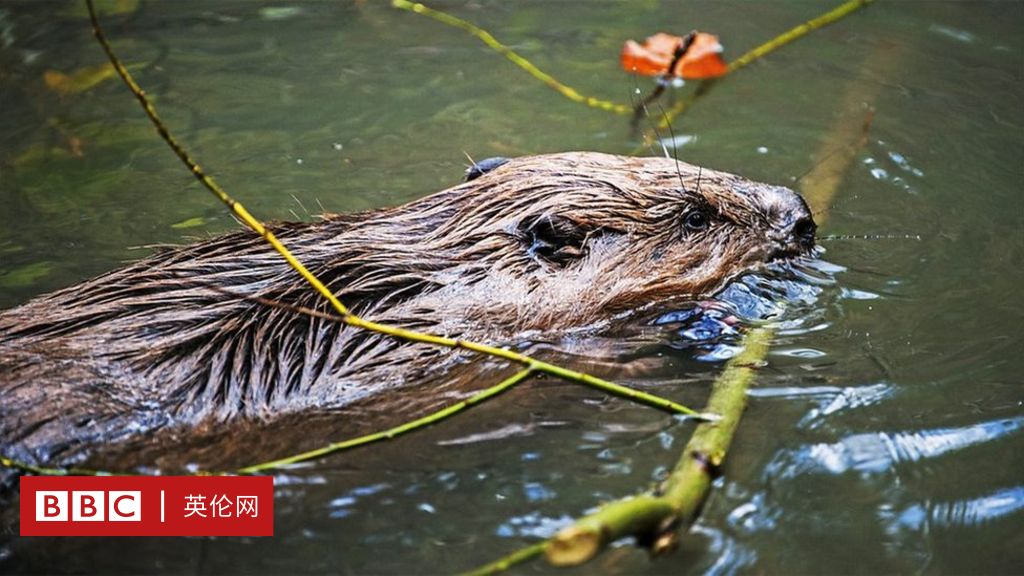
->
[[0, 152, 813, 467]]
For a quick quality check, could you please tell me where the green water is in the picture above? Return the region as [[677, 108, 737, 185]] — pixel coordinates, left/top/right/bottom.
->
[[1, 0, 1022, 573]]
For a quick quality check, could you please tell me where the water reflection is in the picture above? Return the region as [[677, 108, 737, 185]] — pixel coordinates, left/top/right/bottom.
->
[[654, 252, 842, 361], [928, 486, 1024, 529], [495, 512, 574, 539], [749, 382, 897, 430], [766, 415, 1024, 477], [719, 415, 1024, 570], [692, 523, 758, 576], [328, 482, 390, 519]]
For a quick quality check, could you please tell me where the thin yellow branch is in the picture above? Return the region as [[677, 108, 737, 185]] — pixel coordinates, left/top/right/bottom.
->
[[391, 0, 632, 114], [85, 0, 351, 317], [391, 0, 874, 155], [727, 0, 875, 74], [2, 368, 535, 478], [236, 367, 536, 474], [650, 0, 876, 134], [461, 542, 548, 576], [0, 455, 116, 477]]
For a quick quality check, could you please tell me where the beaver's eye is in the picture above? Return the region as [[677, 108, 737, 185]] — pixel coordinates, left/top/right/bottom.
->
[[683, 210, 710, 233]]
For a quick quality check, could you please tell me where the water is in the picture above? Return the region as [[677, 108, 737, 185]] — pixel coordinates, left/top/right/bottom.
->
[[1, 0, 1022, 573]]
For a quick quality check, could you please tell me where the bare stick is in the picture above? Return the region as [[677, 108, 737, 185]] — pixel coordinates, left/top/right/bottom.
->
[[461, 542, 548, 576], [391, 0, 632, 114], [237, 367, 536, 474]]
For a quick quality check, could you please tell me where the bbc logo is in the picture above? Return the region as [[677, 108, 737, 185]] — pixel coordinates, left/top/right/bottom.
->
[[35, 491, 142, 522], [22, 476, 273, 536]]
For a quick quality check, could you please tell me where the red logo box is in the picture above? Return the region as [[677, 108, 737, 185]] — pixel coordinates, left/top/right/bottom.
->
[[20, 476, 273, 536]]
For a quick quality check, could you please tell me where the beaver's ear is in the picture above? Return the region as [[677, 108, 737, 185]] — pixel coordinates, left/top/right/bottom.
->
[[465, 157, 510, 182], [518, 214, 589, 267]]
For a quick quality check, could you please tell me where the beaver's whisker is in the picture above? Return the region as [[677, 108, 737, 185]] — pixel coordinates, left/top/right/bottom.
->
[[794, 107, 876, 187], [630, 73, 686, 196], [655, 100, 688, 194], [635, 94, 665, 155], [811, 194, 869, 218], [818, 233, 922, 241], [791, 146, 845, 186], [290, 193, 311, 219], [627, 73, 663, 159]]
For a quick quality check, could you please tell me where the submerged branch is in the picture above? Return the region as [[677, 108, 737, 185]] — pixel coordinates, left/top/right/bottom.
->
[[471, 332, 769, 573]]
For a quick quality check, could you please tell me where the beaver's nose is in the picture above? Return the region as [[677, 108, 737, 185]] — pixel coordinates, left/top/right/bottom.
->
[[765, 186, 816, 254], [791, 215, 817, 249]]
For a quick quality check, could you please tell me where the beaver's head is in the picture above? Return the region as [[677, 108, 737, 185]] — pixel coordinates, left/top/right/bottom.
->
[[351, 152, 816, 334]]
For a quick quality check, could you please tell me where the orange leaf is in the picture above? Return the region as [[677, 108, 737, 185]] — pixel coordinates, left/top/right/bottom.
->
[[621, 39, 673, 77], [620, 32, 728, 80], [675, 33, 728, 79]]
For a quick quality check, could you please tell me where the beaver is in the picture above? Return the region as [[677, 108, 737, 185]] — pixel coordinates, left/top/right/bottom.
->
[[0, 152, 815, 469]]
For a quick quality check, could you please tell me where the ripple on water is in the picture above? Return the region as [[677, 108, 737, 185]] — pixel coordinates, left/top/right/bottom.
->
[[327, 482, 390, 519], [928, 486, 1024, 529], [653, 253, 843, 360], [522, 481, 557, 502], [691, 523, 759, 576], [435, 423, 536, 446], [748, 382, 897, 431], [766, 415, 1024, 478], [796, 382, 897, 429], [720, 413, 1024, 572], [875, 485, 1024, 570], [861, 140, 926, 194], [771, 347, 828, 359], [495, 512, 574, 539]]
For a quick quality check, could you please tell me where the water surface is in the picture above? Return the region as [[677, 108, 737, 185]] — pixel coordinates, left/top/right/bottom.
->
[[0, 1, 1022, 574]]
